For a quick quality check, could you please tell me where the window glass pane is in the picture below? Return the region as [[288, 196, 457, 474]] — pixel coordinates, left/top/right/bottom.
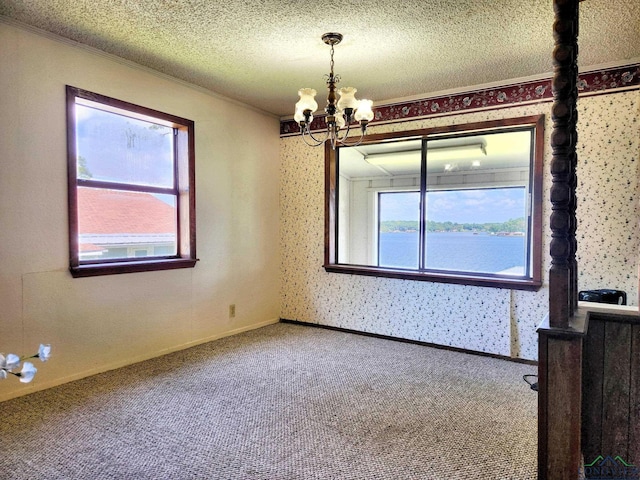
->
[[75, 104, 174, 188], [329, 117, 543, 289], [425, 187, 527, 274], [378, 192, 420, 269], [337, 139, 422, 266], [77, 187, 177, 261]]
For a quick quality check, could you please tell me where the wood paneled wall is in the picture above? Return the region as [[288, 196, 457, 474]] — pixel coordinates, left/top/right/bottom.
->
[[582, 311, 640, 466]]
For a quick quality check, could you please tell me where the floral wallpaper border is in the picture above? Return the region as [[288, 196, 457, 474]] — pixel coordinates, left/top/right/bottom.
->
[[280, 63, 640, 136]]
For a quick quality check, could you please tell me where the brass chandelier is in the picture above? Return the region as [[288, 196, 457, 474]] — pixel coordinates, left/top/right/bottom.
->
[[294, 32, 374, 149]]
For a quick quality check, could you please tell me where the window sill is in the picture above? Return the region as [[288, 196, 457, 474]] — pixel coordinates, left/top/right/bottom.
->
[[324, 264, 542, 291], [70, 258, 198, 278]]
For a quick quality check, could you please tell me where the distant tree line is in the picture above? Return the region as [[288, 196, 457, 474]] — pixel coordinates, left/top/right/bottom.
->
[[380, 218, 526, 233]]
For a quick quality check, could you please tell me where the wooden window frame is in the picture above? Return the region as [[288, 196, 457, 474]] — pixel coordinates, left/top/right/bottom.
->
[[66, 86, 197, 277], [324, 115, 545, 291]]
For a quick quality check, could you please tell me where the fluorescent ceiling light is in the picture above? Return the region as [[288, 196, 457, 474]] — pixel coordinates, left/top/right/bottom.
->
[[428, 141, 487, 157], [364, 150, 419, 167], [364, 141, 487, 168]]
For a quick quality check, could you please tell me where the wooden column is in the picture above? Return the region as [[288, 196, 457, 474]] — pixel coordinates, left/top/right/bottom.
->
[[538, 317, 585, 480], [538, 1, 584, 479], [549, 0, 580, 326]]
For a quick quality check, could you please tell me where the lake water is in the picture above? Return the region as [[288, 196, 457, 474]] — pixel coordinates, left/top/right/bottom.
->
[[379, 231, 526, 274]]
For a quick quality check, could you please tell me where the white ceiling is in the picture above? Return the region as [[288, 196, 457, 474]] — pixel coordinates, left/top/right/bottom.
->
[[1, 0, 639, 117]]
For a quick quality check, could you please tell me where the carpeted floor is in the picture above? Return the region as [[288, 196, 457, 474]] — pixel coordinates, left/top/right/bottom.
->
[[0, 322, 537, 479]]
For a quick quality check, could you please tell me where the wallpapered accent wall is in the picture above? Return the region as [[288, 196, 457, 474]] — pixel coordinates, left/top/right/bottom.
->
[[576, 94, 640, 303], [280, 90, 639, 361]]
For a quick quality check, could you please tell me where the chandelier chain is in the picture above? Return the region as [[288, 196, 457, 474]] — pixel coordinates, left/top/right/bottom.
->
[[329, 43, 335, 77]]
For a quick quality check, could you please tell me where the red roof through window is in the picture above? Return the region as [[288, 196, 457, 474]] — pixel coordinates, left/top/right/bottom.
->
[[78, 188, 176, 235]]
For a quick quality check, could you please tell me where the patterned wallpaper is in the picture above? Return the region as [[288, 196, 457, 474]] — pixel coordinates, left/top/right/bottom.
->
[[576, 93, 640, 304], [280, 89, 639, 361]]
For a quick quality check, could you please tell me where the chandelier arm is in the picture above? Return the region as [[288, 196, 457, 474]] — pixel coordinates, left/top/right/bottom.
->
[[302, 127, 327, 147], [337, 125, 367, 148], [301, 133, 325, 147], [335, 121, 352, 143], [307, 127, 328, 144]]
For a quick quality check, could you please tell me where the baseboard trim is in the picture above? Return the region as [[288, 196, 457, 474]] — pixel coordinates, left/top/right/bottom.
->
[[280, 318, 538, 366], [0, 317, 280, 403]]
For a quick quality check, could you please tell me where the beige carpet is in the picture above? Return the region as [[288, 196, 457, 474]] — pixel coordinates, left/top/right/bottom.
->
[[0, 322, 537, 479]]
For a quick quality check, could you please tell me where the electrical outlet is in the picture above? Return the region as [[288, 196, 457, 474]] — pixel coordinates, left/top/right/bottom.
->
[[229, 304, 236, 318]]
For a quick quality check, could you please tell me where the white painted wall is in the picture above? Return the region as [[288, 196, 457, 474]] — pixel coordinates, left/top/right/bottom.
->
[[0, 22, 281, 401]]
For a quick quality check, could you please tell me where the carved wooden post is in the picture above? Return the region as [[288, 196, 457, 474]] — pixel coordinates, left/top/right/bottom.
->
[[538, 1, 584, 479], [549, 0, 580, 326]]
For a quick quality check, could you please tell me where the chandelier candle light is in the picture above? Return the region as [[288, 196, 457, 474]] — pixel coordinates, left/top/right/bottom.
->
[[0, 344, 51, 383], [294, 32, 374, 149]]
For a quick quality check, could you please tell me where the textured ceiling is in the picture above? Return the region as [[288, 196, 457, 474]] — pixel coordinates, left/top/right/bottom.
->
[[1, 0, 639, 117]]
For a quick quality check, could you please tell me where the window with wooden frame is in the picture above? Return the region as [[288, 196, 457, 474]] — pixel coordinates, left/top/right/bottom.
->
[[66, 86, 196, 277], [325, 115, 544, 291]]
